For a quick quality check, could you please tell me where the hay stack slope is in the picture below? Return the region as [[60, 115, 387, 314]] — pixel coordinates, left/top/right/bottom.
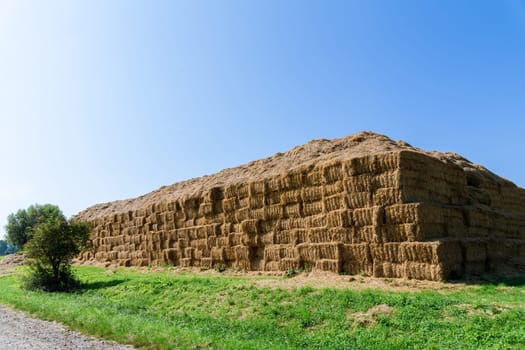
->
[[75, 132, 525, 280]]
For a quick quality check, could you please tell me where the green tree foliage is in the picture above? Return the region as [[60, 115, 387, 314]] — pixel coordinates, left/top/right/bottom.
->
[[24, 216, 90, 292], [0, 240, 16, 255], [5, 204, 63, 249]]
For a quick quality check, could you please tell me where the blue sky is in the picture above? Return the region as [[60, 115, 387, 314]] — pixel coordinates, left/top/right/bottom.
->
[[1, 1, 524, 237]]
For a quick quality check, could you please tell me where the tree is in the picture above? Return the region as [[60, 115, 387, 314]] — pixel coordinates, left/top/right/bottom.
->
[[0, 240, 16, 255], [24, 216, 90, 292], [5, 204, 63, 249]]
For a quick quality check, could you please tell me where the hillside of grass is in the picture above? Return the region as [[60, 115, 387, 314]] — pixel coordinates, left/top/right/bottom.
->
[[0, 266, 523, 350]]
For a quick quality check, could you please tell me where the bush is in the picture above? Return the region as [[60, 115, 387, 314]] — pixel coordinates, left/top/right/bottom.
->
[[24, 217, 89, 292], [215, 263, 226, 273]]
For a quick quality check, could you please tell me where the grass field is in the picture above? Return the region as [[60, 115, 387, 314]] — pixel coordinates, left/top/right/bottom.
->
[[0, 266, 523, 350]]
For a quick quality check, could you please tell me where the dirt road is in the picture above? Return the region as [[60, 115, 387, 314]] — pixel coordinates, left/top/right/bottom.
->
[[0, 305, 134, 350]]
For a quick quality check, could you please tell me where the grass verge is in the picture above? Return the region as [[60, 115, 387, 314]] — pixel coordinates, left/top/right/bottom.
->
[[0, 266, 524, 349]]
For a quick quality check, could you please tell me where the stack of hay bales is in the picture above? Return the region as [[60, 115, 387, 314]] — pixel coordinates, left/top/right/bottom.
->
[[75, 132, 525, 280]]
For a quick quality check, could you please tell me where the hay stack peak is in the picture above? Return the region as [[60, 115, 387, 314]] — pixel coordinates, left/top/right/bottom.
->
[[76, 131, 525, 280]]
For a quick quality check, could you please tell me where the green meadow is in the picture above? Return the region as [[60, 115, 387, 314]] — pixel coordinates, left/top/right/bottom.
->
[[0, 266, 523, 350]]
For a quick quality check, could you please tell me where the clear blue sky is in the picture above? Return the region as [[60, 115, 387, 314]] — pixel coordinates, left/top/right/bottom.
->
[[1, 1, 524, 237]]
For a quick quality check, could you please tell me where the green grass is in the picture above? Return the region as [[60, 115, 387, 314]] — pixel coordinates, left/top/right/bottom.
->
[[0, 266, 524, 350]]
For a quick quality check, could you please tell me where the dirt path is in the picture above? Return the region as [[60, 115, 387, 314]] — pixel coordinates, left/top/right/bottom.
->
[[0, 305, 134, 350]]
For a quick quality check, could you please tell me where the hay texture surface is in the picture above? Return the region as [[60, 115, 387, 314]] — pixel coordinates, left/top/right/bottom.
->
[[75, 131, 525, 280]]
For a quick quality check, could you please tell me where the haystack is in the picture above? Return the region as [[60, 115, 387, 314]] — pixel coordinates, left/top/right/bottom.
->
[[75, 132, 525, 280]]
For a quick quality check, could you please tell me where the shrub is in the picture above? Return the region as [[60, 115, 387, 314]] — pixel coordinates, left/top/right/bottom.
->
[[285, 267, 297, 278], [24, 217, 89, 292], [215, 263, 226, 273]]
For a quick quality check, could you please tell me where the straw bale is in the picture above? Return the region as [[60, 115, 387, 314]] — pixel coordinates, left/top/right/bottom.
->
[[264, 204, 284, 220], [353, 208, 374, 227], [219, 223, 233, 235], [305, 170, 323, 186], [223, 247, 235, 261], [281, 171, 305, 190], [259, 220, 275, 234], [129, 258, 149, 267], [318, 242, 341, 260], [302, 186, 323, 202], [207, 235, 217, 248], [238, 197, 250, 208], [265, 176, 282, 192], [341, 243, 371, 273], [302, 201, 323, 216], [400, 242, 436, 264], [234, 245, 249, 260], [263, 261, 279, 271], [324, 195, 345, 212], [278, 218, 304, 231], [251, 208, 265, 220], [215, 235, 229, 247], [341, 243, 372, 265], [249, 181, 266, 195], [280, 258, 301, 271], [404, 262, 444, 281], [249, 195, 265, 209], [346, 192, 371, 209], [223, 198, 237, 212], [305, 214, 327, 228], [296, 243, 319, 263], [345, 156, 373, 176], [236, 183, 251, 198], [211, 247, 224, 260], [275, 230, 292, 244], [329, 227, 352, 243], [376, 224, 411, 242], [432, 240, 463, 268], [322, 181, 343, 198], [184, 247, 195, 259], [281, 190, 302, 205], [241, 219, 261, 234], [353, 226, 377, 243], [323, 161, 344, 183], [373, 262, 405, 278], [199, 257, 212, 267], [345, 175, 372, 193], [265, 191, 282, 205], [230, 232, 243, 246], [284, 203, 302, 218], [370, 243, 401, 263], [326, 209, 352, 227], [163, 248, 179, 264], [263, 245, 281, 261], [179, 258, 192, 267], [260, 232, 275, 245], [375, 152, 400, 172], [486, 239, 525, 273], [291, 229, 309, 245], [241, 232, 259, 247], [315, 259, 340, 272], [372, 171, 399, 189], [461, 240, 487, 263], [411, 224, 434, 242], [308, 228, 331, 243], [372, 188, 403, 206], [235, 208, 250, 222]]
